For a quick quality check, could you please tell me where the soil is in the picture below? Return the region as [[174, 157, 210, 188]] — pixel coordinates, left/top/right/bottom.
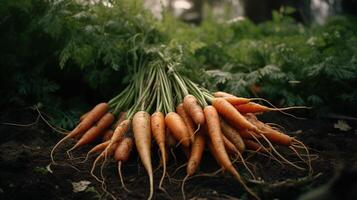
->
[[1, 108, 357, 200]]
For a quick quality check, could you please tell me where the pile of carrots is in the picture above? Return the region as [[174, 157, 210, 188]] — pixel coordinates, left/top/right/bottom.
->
[[50, 63, 311, 200]]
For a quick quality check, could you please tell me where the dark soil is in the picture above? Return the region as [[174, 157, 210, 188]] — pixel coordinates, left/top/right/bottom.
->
[[1, 108, 357, 200]]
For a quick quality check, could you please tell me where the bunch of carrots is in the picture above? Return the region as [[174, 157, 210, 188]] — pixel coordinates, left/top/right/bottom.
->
[[50, 60, 311, 200]]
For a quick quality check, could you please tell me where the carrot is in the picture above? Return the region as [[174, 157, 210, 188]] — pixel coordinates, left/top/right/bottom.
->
[[50, 102, 109, 163], [176, 103, 196, 143], [132, 111, 154, 200], [114, 137, 134, 192], [106, 119, 131, 155], [236, 102, 306, 114], [183, 95, 205, 125], [71, 113, 115, 150], [238, 129, 261, 139], [165, 112, 191, 147], [89, 141, 110, 155], [187, 129, 205, 175], [244, 139, 265, 152], [223, 96, 251, 105], [102, 129, 114, 142], [182, 129, 205, 199], [213, 91, 236, 98], [212, 98, 258, 131], [245, 114, 292, 146], [222, 135, 239, 154], [114, 137, 134, 162], [150, 111, 167, 190], [235, 102, 270, 114], [220, 119, 245, 152], [81, 140, 110, 163], [204, 106, 259, 200]]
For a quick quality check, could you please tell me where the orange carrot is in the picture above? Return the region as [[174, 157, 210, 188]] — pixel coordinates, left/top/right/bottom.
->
[[89, 141, 110, 155], [213, 91, 236, 98], [223, 96, 251, 105], [204, 106, 259, 200], [71, 113, 115, 150], [150, 111, 167, 189], [187, 130, 205, 175], [165, 112, 191, 147], [50, 102, 109, 163], [182, 129, 206, 199], [236, 102, 305, 114], [223, 135, 239, 154], [105, 119, 131, 156], [244, 139, 264, 152], [114, 137, 134, 193], [220, 120, 245, 152], [114, 137, 134, 162], [176, 103, 196, 143], [245, 114, 292, 146], [132, 111, 153, 200], [212, 98, 258, 131], [183, 95, 205, 125], [102, 129, 113, 142]]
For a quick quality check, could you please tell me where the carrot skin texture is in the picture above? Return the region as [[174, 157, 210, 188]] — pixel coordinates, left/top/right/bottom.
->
[[183, 95, 205, 125], [220, 120, 245, 152], [165, 112, 191, 147], [89, 141, 110, 155], [71, 102, 109, 138], [223, 97, 251, 105], [245, 114, 292, 145], [187, 130, 205, 176], [223, 135, 239, 154], [176, 103, 196, 143], [203, 106, 233, 169], [204, 106, 260, 200], [114, 137, 134, 162], [75, 113, 115, 147], [132, 111, 154, 200], [151, 112, 166, 149], [212, 98, 258, 131], [235, 102, 270, 114], [213, 91, 236, 98]]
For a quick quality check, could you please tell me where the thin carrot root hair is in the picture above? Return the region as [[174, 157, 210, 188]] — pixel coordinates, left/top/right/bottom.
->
[[250, 98, 311, 119], [50, 134, 72, 164], [170, 148, 177, 165], [235, 152, 257, 180], [248, 132, 283, 166], [292, 139, 313, 174], [172, 163, 188, 177], [118, 162, 131, 192], [90, 153, 105, 183], [181, 174, 189, 200], [259, 134, 305, 171]]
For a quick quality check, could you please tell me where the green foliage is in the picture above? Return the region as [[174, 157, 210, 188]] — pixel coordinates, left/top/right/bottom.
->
[[1, 0, 356, 120]]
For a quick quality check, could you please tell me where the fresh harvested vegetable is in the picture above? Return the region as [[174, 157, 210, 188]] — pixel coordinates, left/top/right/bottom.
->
[[176, 103, 196, 143], [220, 119, 245, 152], [212, 98, 259, 131], [150, 111, 167, 189], [132, 111, 154, 200], [165, 112, 191, 147], [204, 105, 259, 199], [183, 95, 205, 125]]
